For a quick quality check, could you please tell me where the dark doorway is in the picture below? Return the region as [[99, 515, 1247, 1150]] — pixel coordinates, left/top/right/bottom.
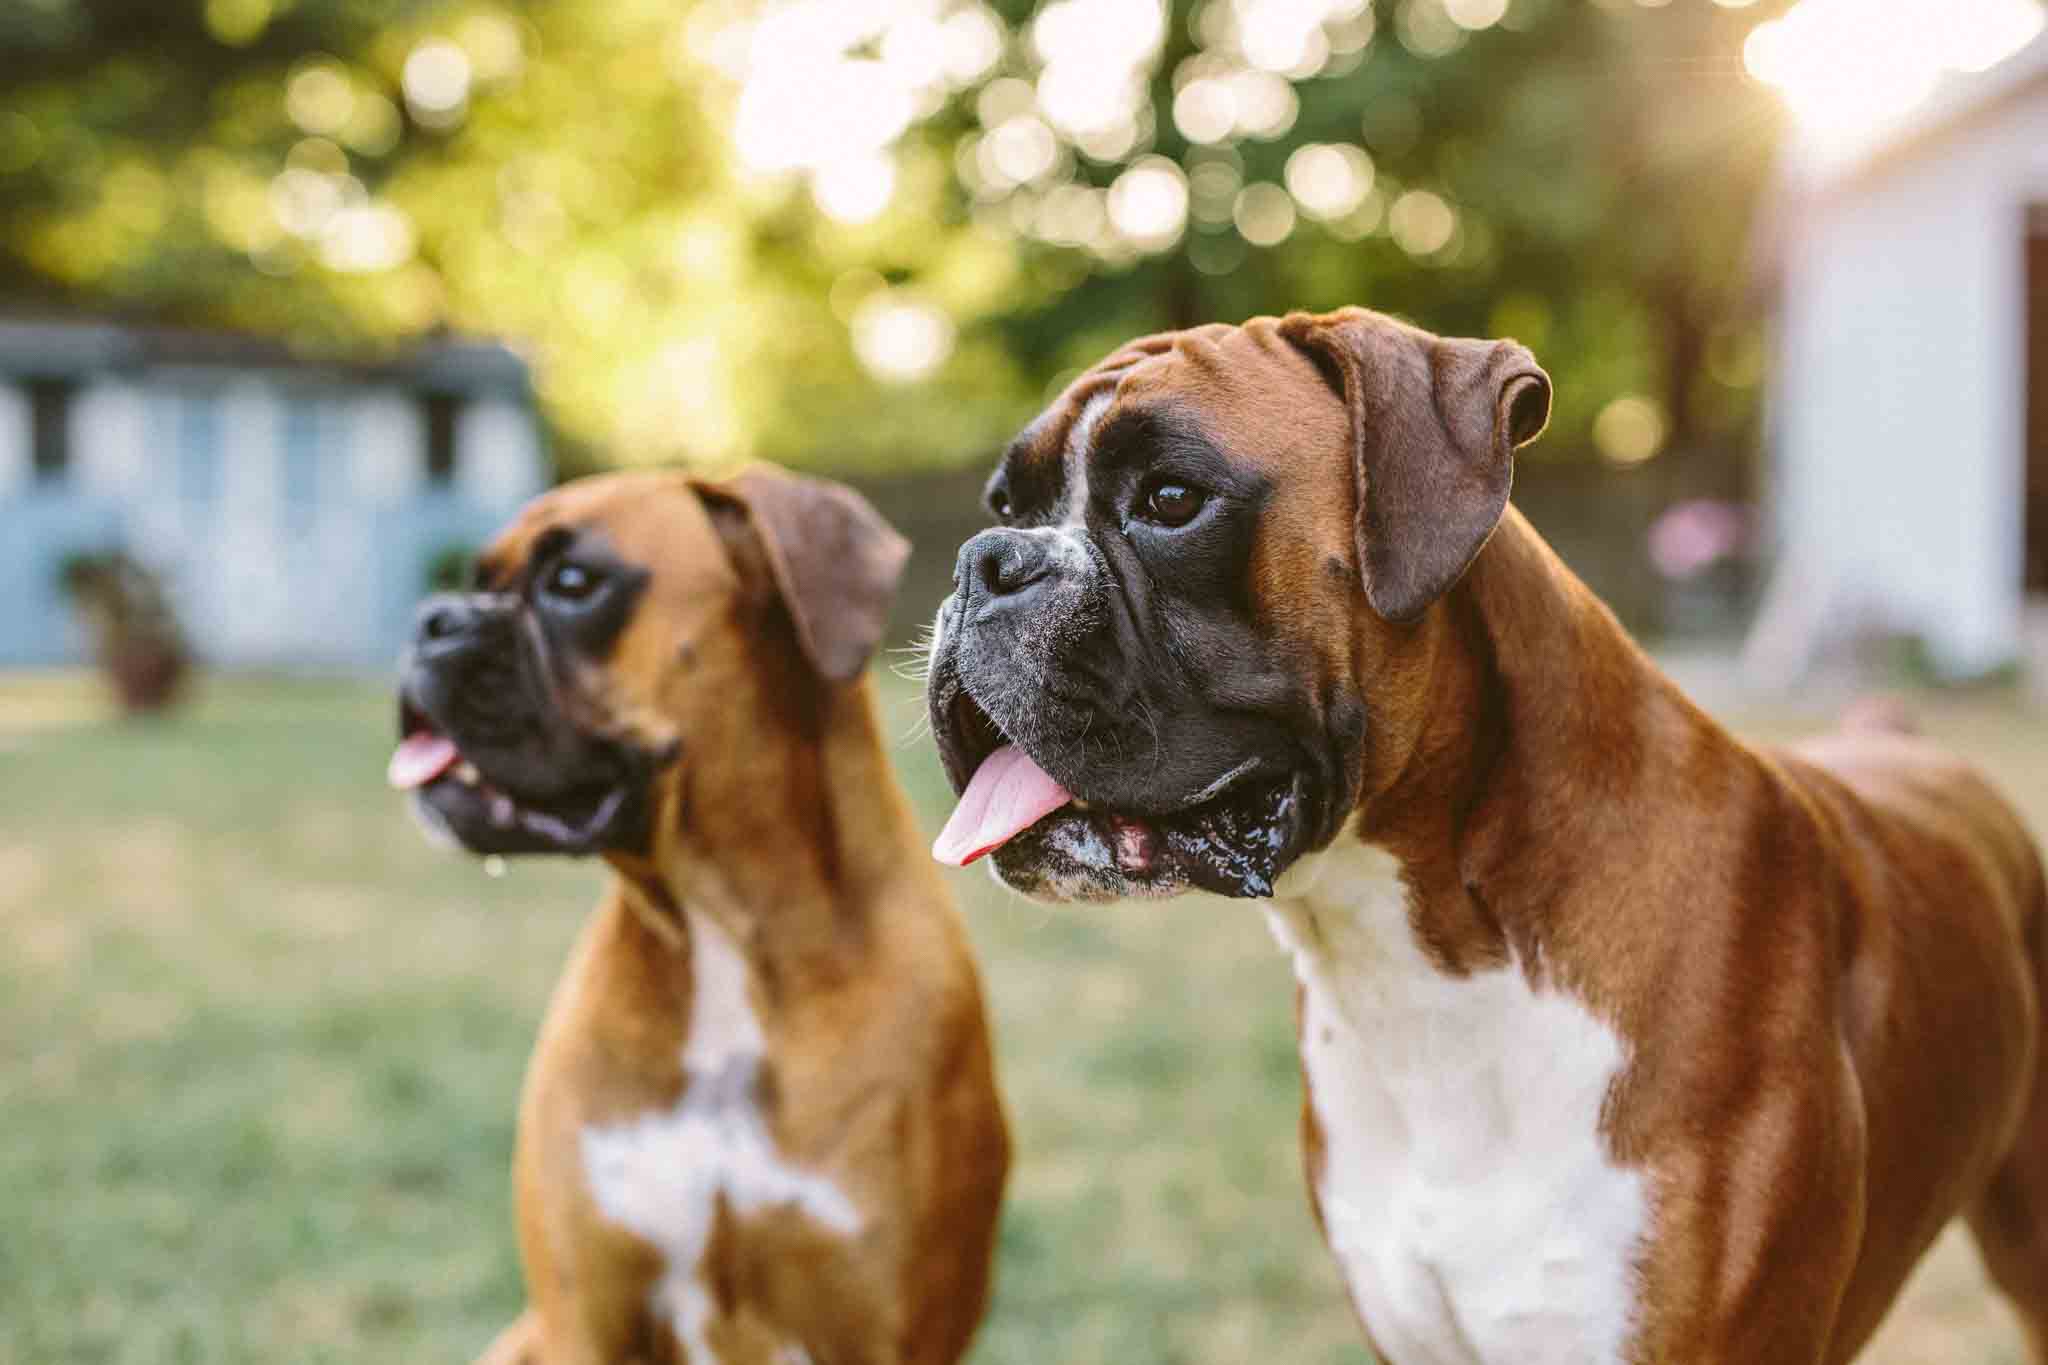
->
[[25, 377, 73, 483], [420, 391, 460, 486], [2029, 206, 2048, 592]]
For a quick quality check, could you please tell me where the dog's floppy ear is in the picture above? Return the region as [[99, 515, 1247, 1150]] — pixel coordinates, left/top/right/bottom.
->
[[1278, 307, 1550, 624], [695, 465, 911, 682]]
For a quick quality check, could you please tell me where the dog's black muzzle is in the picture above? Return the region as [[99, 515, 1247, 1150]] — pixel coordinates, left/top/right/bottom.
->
[[395, 591, 653, 858]]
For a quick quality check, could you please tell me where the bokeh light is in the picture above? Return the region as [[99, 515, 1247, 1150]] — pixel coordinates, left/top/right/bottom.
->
[[1745, 0, 2044, 167], [1233, 181, 1296, 246], [1284, 142, 1374, 220], [269, 167, 344, 238], [813, 154, 898, 224], [941, 8, 1006, 83], [852, 293, 956, 384], [458, 13, 526, 83], [1229, 0, 1370, 78], [982, 115, 1061, 187], [1443, 0, 1509, 32], [285, 64, 355, 138], [1388, 188, 1455, 255], [1032, 0, 1165, 145], [320, 202, 415, 273], [1396, 0, 1466, 58], [1229, 68, 1299, 138], [1034, 182, 1112, 249], [1593, 394, 1667, 465], [402, 39, 472, 128], [1174, 77, 1238, 143], [1189, 155, 1244, 223], [341, 93, 401, 158], [729, 1, 1012, 221], [1108, 155, 1191, 249]]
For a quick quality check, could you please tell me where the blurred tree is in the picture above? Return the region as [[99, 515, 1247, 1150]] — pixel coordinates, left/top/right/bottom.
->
[[0, 0, 1788, 475]]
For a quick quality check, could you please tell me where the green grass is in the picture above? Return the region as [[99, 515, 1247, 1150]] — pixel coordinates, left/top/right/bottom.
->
[[1, 669, 2044, 1362]]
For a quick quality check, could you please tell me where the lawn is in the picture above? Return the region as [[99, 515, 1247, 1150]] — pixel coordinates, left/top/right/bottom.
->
[[1, 667, 2043, 1363]]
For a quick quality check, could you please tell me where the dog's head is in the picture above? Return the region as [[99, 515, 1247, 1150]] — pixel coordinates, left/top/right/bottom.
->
[[925, 307, 1549, 901], [393, 467, 908, 861]]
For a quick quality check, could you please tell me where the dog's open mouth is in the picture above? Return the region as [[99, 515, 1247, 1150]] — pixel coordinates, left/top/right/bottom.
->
[[932, 692, 1307, 899], [390, 700, 631, 855]]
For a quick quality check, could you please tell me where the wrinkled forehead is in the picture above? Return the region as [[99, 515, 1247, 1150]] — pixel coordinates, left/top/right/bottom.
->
[[993, 318, 1345, 507], [472, 471, 722, 589]]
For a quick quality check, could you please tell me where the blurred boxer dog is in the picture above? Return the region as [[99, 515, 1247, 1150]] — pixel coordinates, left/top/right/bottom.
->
[[396, 467, 1008, 1365]]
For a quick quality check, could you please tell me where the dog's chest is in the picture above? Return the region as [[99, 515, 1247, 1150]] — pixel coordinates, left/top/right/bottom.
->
[[579, 908, 860, 1363], [1265, 847, 1649, 1365]]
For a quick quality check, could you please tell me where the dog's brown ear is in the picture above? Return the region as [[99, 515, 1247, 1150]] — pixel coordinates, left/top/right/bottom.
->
[[1278, 307, 1550, 624], [697, 466, 911, 682]]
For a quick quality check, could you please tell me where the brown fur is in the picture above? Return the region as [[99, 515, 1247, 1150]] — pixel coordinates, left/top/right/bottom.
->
[[472, 471, 1009, 1364], [1042, 310, 2048, 1362]]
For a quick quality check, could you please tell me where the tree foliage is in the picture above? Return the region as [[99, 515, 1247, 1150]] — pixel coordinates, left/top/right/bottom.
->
[[0, 0, 1788, 475]]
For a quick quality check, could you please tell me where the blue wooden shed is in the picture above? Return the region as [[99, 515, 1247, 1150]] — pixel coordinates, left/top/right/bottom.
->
[[0, 319, 549, 670]]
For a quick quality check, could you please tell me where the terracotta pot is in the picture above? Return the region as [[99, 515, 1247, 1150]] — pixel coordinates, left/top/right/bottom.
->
[[105, 640, 188, 714]]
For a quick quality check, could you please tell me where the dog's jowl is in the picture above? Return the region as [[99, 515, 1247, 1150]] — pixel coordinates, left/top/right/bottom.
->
[[397, 467, 1009, 1365], [926, 307, 2048, 1364]]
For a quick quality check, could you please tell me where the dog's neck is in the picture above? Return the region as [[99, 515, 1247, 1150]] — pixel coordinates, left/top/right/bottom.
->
[[607, 673, 930, 987], [1349, 508, 1728, 977]]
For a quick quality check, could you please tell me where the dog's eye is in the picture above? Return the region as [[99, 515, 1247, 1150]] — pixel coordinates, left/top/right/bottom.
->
[[544, 560, 604, 601], [1136, 480, 1207, 529], [988, 490, 1012, 522]]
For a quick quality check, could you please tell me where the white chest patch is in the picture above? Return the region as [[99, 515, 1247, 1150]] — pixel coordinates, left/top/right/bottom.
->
[[580, 908, 861, 1364], [1265, 845, 1649, 1365]]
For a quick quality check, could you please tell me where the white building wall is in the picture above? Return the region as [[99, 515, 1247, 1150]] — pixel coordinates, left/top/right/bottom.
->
[[72, 382, 148, 498], [0, 382, 28, 493], [210, 381, 290, 664], [1770, 85, 2048, 675], [348, 388, 424, 502], [456, 396, 545, 507]]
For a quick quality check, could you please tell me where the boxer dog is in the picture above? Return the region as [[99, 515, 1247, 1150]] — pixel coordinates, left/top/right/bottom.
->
[[924, 308, 2048, 1362], [392, 468, 1009, 1365]]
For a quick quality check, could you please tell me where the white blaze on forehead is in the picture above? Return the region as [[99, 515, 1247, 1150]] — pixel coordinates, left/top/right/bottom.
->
[[1059, 392, 1112, 530], [1009, 390, 1111, 576], [580, 907, 860, 1364], [1265, 842, 1649, 1365]]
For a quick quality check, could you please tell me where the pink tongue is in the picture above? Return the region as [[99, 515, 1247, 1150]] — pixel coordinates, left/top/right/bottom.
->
[[388, 733, 460, 790], [932, 744, 1074, 867]]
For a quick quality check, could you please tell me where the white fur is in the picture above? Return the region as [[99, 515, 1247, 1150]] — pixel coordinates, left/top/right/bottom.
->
[[923, 390, 1113, 658], [927, 597, 951, 682], [580, 908, 861, 1363], [1059, 392, 1109, 530], [1265, 842, 1650, 1364], [1005, 391, 1111, 578]]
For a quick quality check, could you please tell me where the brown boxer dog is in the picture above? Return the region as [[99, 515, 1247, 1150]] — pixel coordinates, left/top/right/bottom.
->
[[924, 308, 2048, 1363], [392, 467, 1009, 1365]]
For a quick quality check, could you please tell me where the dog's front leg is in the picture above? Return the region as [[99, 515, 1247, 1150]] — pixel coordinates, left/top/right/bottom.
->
[[1628, 1049, 1867, 1364]]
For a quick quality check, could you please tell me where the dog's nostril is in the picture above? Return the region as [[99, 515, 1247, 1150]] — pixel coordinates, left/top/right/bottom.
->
[[956, 529, 1052, 602], [976, 548, 1014, 595], [976, 542, 1049, 597], [419, 599, 471, 642]]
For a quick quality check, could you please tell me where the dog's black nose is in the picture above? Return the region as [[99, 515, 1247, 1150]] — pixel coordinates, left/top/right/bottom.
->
[[957, 529, 1054, 602], [415, 593, 484, 645]]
